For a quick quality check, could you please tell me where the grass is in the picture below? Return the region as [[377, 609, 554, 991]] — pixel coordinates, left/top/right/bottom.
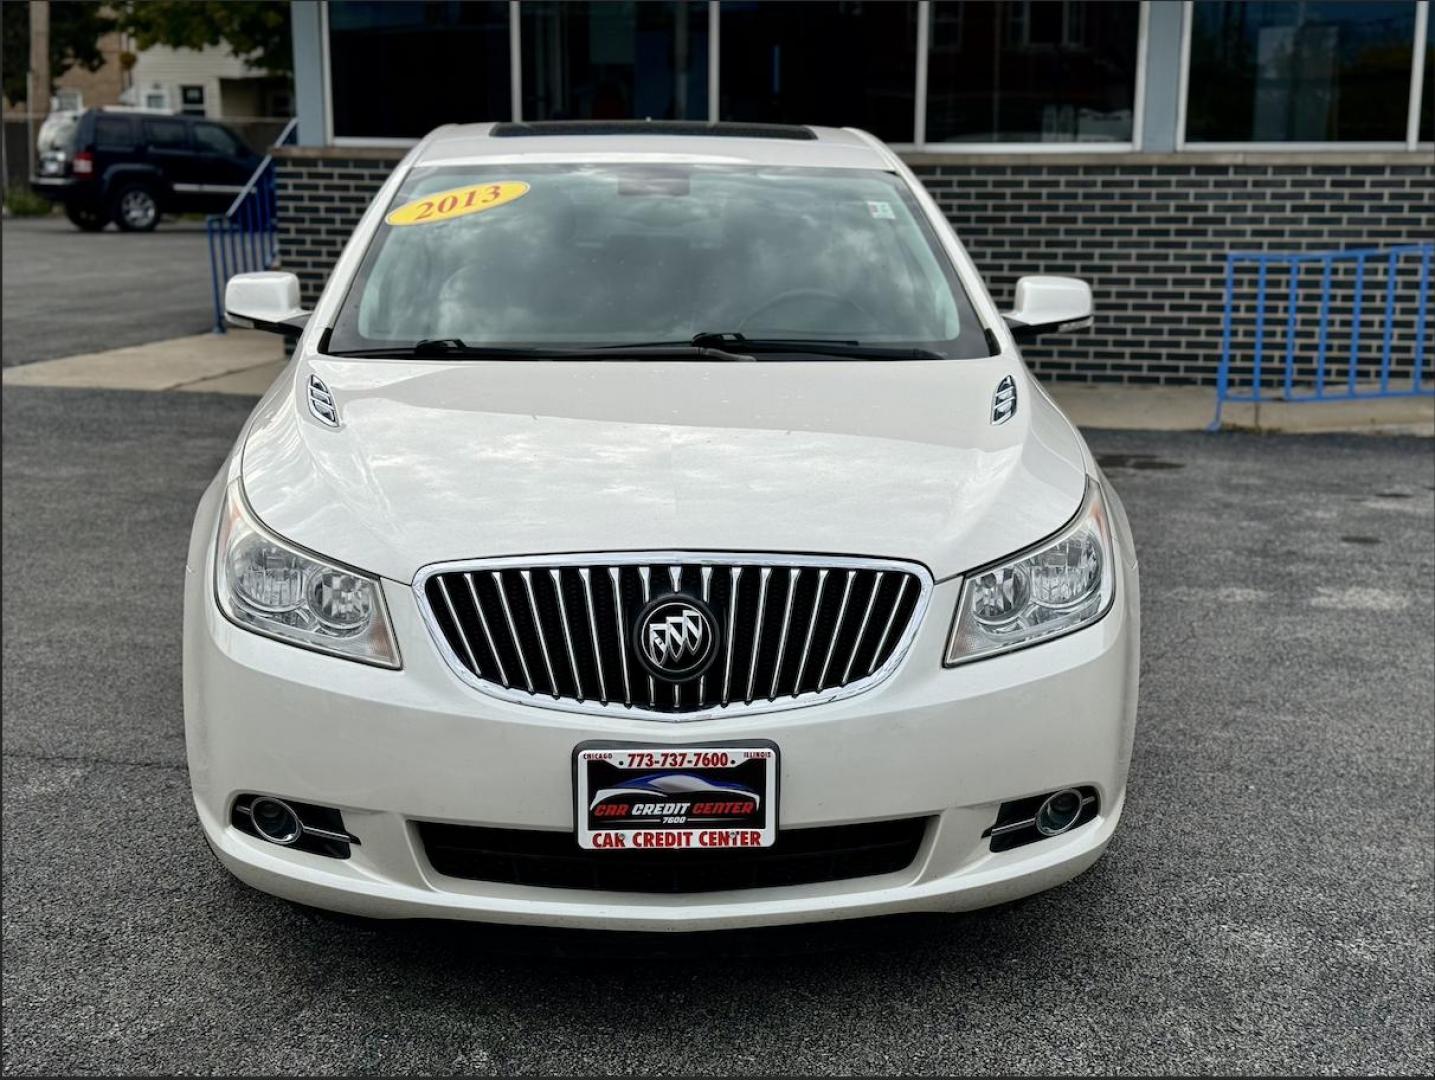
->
[[3, 188, 55, 217]]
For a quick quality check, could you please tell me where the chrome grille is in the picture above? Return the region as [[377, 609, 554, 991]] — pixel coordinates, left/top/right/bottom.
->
[[416, 554, 930, 720]]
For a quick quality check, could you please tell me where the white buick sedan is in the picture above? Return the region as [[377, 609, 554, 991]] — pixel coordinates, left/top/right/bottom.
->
[[185, 121, 1139, 930]]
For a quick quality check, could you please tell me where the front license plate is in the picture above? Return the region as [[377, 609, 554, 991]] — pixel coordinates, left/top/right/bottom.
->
[[574, 741, 778, 852]]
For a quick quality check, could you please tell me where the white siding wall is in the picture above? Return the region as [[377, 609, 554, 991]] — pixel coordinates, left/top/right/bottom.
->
[[127, 45, 254, 118]]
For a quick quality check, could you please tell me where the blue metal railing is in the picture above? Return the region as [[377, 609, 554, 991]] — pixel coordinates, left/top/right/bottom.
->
[[206, 118, 299, 333], [1211, 243, 1434, 430]]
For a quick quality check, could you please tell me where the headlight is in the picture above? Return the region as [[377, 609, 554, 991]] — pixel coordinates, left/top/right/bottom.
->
[[214, 483, 400, 667], [945, 481, 1115, 666]]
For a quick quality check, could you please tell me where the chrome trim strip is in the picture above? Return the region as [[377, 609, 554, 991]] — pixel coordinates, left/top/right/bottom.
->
[[637, 566, 655, 706], [464, 572, 507, 686], [578, 568, 607, 705], [549, 568, 584, 702], [413, 551, 935, 724], [722, 566, 742, 706], [519, 569, 559, 698], [843, 571, 884, 684], [769, 568, 800, 701], [792, 567, 829, 697], [670, 565, 683, 707], [745, 567, 771, 704], [435, 576, 480, 676], [491, 570, 534, 693], [233, 800, 359, 845], [988, 796, 1096, 838], [608, 566, 632, 707], [869, 575, 910, 675], [698, 566, 713, 705], [817, 570, 857, 691]]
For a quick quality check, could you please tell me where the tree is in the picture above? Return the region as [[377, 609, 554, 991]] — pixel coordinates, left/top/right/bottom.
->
[[111, 1, 292, 77], [1, 1, 115, 107]]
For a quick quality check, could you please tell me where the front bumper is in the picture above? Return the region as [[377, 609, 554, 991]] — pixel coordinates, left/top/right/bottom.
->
[[184, 478, 1140, 931]]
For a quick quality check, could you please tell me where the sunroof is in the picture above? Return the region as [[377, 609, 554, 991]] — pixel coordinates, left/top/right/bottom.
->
[[490, 121, 817, 141]]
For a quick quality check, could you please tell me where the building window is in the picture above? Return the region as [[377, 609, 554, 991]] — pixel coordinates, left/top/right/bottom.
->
[[328, 0, 511, 139], [719, 1, 918, 142], [1186, 1, 1418, 143], [180, 84, 206, 117], [926, 1, 1140, 144], [521, 1, 709, 121]]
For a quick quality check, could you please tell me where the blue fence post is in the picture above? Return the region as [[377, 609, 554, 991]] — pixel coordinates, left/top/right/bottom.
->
[[206, 216, 225, 334], [1415, 247, 1432, 391], [1349, 254, 1366, 394], [1380, 249, 1398, 394], [1253, 259, 1268, 399], [1209, 254, 1237, 431], [1316, 256, 1332, 399], [1283, 261, 1298, 401]]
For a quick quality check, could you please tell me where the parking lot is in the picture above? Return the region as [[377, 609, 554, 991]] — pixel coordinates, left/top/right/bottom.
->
[[3, 382, 1430, 1074], [1, 217, 214, 368]]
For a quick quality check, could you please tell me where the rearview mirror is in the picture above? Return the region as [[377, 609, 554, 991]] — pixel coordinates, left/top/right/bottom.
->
[[225, 271, 310, 337], [1003, 276, 1093, 343]]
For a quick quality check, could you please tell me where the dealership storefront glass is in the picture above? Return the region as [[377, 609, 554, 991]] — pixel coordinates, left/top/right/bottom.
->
[[321, 0, 1434, 150]]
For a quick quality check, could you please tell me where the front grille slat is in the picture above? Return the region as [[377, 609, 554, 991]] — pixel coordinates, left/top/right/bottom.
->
[[520, 569, 560, 698], [465, 572, 508, 686], [745, 567, 771, 704], [422, 554, 927, 720], [436, 576, 481, 677], [577, 569, 607, 705], [492, 570, 535, 693], [607, 567, 632, 707], [844, 571, 884, 684], [818, 570, 857, 691], [869, 575, 910, 675], [549, 568, 585, 702], [770, 567, 800, 701]]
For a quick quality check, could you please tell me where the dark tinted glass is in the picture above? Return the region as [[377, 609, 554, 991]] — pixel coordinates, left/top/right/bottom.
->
[[719, 1, 917, 142], [142, 119, 189, 148], [194, 123, 242, 157], [521, 2, 709, 121], [926, 1, 1139, 144], [329, 0, 511, 138], [93, 116, 135, 150], [1187, 1, 1417, 142]]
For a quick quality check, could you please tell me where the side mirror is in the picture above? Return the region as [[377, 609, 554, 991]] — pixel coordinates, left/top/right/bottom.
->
[[225, 271, 310, 336], [1003, 276, 1093, 343]]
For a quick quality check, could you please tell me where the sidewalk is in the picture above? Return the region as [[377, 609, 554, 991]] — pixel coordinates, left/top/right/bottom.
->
[[4, 331, 1431, 435]]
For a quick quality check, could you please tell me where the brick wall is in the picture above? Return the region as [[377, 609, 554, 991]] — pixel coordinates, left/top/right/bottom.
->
[[275, 148, 1434, 385]]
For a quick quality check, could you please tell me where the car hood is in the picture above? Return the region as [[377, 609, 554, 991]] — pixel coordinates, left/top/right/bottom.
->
[[240, 354, 1088, 583]]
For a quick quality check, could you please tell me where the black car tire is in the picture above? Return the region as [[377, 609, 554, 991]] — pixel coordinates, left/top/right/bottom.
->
[[111, 183, 160, 232], [64, 202, 107, 232]]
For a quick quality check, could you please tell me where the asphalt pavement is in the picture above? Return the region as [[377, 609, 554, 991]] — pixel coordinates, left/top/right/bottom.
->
[[1, 216, 214, 367], [2, 384, 1432, 1075]]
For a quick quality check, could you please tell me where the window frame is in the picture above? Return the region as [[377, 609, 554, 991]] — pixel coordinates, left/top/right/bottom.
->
[[1176, 0, 1434, 151]]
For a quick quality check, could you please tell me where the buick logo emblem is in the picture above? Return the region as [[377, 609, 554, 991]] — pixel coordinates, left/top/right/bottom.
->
[[632, 595, 719, 683]]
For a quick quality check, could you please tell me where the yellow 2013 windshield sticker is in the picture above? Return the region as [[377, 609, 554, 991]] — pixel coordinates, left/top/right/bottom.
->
[[385, 181, 530, 226]]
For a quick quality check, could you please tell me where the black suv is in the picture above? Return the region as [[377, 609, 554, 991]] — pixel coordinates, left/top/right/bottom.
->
[[32, 109, 260, 232]]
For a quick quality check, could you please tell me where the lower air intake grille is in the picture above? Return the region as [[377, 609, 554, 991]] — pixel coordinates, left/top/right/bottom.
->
[[417, 555, 929, 718], [418, 818, 930, 894]]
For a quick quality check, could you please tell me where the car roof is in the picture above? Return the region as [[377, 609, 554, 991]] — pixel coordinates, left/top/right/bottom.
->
[[413, 121, 897, 172]]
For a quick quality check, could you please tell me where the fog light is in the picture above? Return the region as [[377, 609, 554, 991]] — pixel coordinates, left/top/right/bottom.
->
[[1035, 788, 1084, 836], [250, 796, 303, 845]]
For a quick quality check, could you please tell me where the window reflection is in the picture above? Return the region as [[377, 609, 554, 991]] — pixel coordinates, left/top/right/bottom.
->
[[926, 1, 1140, 143], [1186, 1, 1417, 142], [719, 1, 918, 142], [329, 1, 511, 139], [521, 1, 709, 121]]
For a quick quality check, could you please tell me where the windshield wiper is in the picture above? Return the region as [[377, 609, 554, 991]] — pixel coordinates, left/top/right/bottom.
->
[[599, 332, 948, 361], [327, 337, 755, 361]]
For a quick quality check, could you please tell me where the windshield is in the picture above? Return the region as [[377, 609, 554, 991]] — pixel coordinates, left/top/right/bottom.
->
[[329, 164, 991, 358], [37, 113, 78, 155]]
